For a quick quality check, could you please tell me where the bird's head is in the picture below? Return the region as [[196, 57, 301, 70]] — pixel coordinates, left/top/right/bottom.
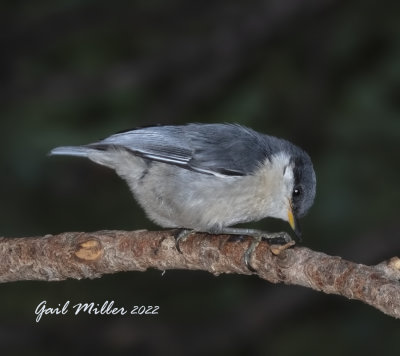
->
[[258, 146, 316, 240]]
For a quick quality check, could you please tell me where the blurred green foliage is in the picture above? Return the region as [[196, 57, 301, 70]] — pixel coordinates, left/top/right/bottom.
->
[[0, 0, 399, 355]]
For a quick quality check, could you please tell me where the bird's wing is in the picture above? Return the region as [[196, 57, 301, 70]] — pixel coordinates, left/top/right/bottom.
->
[[88, 124, 271, 176], [92, 125, 193, 167]]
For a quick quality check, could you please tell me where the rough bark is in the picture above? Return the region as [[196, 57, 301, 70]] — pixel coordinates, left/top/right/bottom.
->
[[0, 230, 399, 319]]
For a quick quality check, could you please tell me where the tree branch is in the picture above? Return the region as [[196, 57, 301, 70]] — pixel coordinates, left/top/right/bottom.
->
[[0, 230, 399, 318]]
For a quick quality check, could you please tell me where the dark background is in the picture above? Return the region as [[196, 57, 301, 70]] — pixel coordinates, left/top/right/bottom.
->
[[1, 0, 399, 355]]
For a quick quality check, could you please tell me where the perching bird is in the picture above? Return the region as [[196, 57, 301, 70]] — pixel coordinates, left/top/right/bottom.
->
[[50, 123, 316, 266]]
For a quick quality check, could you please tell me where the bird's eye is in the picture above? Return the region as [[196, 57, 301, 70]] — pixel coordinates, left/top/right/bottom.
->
[[293, 187, 302, 197]]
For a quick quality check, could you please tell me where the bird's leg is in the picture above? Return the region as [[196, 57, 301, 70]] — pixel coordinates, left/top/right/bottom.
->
[[174, 227, 292, 271], [217, 227, 291, 244], [215, 227, 293, 272], [173, 228, 195, 253]]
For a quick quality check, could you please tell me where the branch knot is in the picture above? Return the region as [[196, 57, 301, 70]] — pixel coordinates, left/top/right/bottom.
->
[[74, 239, 102, 261]]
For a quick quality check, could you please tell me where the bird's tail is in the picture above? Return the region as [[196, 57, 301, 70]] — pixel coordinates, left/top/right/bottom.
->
[[49, 146, 91, 157], [49, 145, 119, 169]]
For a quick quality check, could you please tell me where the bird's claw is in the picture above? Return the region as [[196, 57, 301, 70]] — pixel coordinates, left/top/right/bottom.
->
[[244, 237, 261, 272], [173, 229, 193, 253], [244, 233, 293, 272]]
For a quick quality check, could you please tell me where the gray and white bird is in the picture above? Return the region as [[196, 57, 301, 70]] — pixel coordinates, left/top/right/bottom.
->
[[50, 123, 316, 252]]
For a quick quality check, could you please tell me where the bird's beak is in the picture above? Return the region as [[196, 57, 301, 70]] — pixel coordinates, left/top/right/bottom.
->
[[288, 203, 302, 241]]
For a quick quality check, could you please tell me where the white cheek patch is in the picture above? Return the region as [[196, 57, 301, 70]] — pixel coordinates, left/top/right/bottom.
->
[[274, 154, 295, 195], [271, 153, 295, 217], [283, 164, 293, 180], [248, 153, 295, 221], [283, 163, 294, 182], [283, 164, 295, 197]]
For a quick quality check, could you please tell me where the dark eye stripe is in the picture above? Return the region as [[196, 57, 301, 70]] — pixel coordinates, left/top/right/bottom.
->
[[293, 187, 301, 197]]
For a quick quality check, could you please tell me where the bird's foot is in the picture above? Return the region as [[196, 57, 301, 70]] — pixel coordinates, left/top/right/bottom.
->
[[173, 229, 195, 253], [215, 228, 293, 272]]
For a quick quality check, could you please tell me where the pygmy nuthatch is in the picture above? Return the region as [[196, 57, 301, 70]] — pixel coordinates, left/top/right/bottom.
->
[[50, 123, 316, 258]]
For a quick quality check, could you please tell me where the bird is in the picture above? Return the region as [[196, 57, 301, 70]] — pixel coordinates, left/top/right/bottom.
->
[[50, 123, 316, 268]]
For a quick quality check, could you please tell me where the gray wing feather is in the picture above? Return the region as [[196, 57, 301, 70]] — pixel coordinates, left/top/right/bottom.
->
[[184, 124, 270, 175], [96, 126, 192, 165], [51, 124, 283, 176]]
